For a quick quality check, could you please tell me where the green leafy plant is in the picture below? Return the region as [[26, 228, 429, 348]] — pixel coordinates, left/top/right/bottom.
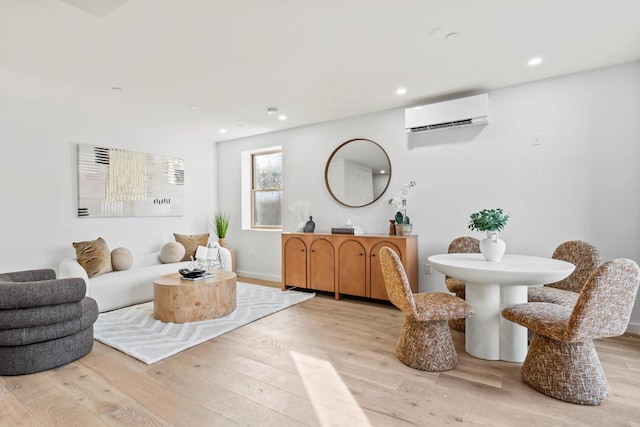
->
[[213, 211, 230, 239], [468, 208, 510, 232]]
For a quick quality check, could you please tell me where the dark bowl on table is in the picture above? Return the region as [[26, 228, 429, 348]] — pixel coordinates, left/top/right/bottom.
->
[[178, 268, 207, 279]]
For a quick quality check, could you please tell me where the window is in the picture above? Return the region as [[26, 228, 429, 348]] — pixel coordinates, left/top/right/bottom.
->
[[251, 150, 282, 228]]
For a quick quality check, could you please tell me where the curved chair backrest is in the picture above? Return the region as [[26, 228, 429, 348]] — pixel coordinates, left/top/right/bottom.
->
[[565, 259, 640, 342], [547, 240, 600, 293], [446, 237, 480, 281], [380, 247, 417, 317], [447, 237, 480, 254]]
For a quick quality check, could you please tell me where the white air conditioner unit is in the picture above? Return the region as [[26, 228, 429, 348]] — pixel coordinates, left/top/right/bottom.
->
[[405, 93, 489, 133]]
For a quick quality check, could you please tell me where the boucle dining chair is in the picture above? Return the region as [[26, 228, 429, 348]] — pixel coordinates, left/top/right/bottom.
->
[[380, 247, 474, 372], [444, 236, 480, 333], [528, 240, 600, 307], [501, 258, 640, 405]]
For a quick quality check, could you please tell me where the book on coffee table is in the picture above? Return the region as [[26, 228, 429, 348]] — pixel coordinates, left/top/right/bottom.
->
[[181, 273, 215, 281]]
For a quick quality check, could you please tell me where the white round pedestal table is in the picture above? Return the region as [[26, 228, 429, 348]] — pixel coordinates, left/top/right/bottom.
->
[[427, 253, 575, 362]]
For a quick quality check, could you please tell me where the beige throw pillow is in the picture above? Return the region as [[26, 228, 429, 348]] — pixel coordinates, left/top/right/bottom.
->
[[73, 237, 113, 278], [111, 247, 133, 271], [173, 233, 209, 262], [160, 242, 186, 264]]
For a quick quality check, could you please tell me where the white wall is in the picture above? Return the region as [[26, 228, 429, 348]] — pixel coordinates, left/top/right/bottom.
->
[[218, 61, 640, 329], [0, 94, 217, 273]]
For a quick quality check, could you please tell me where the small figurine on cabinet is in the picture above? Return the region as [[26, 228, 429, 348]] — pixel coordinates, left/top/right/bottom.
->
[[303, 216, 316, 233]]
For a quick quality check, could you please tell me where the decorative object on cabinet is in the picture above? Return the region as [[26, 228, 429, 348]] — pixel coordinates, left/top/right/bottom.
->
[[281, 232, 418, 301], [77, 144, 184, 218], [303, 216, 316, 232], [289, 200, 311, 232], [325, 138, 391, 207], [468, 208, 509, 261], [331, 226, 363, 235], [388, 180, 416, 235]]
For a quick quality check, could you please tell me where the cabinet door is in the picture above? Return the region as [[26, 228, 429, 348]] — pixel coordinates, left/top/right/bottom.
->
[[370, 241, 402, 300], [284, 238, 307, 288], [338, 240, 366, 297], [309, 239, 335, 292]]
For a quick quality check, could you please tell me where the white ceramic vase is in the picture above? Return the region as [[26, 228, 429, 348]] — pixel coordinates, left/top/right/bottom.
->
[[480, 230, 506, 262]]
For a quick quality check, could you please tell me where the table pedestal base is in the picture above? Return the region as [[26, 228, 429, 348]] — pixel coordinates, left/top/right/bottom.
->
[[465, 282, 528, 362]]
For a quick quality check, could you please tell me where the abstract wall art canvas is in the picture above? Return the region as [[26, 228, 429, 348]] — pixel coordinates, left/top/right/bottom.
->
[[77, 144, 184, 217]]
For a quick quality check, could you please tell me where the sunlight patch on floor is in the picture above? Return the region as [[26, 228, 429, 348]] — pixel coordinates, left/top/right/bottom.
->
[[291, 350, 372, 427]]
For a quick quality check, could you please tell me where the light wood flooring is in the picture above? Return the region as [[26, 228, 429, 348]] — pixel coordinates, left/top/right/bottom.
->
[[1, 277, 639, 426]]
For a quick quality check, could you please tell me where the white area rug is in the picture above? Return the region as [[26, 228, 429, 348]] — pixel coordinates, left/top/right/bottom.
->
[[93, 282, 314, 364]]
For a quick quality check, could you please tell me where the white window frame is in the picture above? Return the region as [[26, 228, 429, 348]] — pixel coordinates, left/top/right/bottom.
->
[[241, 146, 282, 231]]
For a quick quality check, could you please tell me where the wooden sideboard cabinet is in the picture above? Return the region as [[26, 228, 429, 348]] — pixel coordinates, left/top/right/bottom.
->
[[282, 232, 418, 301]]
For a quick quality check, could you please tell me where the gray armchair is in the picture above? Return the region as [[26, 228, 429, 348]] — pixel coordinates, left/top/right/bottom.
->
[[0, 269, 98, 375]]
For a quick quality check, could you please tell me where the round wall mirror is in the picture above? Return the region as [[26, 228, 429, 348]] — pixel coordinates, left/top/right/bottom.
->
[[325, 138, 392, 207]]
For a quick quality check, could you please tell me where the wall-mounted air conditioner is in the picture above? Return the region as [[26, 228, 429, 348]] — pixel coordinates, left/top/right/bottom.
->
[[405, 93, 489, 133]]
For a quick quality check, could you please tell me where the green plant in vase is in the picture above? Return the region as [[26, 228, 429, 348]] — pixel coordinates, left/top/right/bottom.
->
[[212, 211, 230, 247], [468, 208, 510, 261], [468, 208, 510, 233]]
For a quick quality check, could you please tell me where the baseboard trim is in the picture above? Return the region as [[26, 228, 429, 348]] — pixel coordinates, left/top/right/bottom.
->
[[236, 270, 281, 283], [626, 322, 640, 335]]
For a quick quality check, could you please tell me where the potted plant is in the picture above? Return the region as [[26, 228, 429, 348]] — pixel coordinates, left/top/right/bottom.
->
[[468, 208, 510, 261], [388, 180, 416, 235], [212, 211, 230, 247]]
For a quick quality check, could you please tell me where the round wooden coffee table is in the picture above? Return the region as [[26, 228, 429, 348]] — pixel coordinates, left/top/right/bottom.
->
[[153, 271, 237, 323]]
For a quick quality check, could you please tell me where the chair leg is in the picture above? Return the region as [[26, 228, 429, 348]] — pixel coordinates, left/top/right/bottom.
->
[[396, 317, 457, 372], [522, 334, 608, 405]]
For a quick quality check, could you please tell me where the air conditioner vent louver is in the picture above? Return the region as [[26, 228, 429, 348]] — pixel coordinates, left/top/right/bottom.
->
[[405, 93, 489, 134]]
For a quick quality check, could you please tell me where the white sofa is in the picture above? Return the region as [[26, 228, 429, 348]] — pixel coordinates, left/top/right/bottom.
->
[[59, 247, 233, 313]]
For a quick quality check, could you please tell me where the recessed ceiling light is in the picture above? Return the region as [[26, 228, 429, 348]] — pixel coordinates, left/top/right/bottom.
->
[[380, 170, 386, 174], [396, 87, 407, 95], [446, 32, 460, 39], [528, 57, 543, 66], [189, 104, 201, 110], [267, 107, 278, 115], [219, 128, 227, 133], [278, 114, 287, 121]]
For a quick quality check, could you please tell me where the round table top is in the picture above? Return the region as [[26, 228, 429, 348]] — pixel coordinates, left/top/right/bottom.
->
[[427, 253, 575, 286], [154, 270, 236, 287]]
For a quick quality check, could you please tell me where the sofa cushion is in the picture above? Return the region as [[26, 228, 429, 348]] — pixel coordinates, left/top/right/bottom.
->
[[111, 247, 133, 271], [0, 301, 83, 330], [0, 277, 86, 309], [0, 298, 98, 346], [73, 237, 113, 278], [173, 233, 209, 262], [160, 242, 186, 264]]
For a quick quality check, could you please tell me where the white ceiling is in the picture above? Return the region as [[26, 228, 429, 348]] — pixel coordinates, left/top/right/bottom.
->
[[1, 0, 639, 142]]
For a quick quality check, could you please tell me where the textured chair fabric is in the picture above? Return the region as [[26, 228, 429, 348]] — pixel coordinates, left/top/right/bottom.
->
[[444, 237, 480, 332], [0, 269, 99, 376], [380, 247, 474, 372], [502, 259, 640, 405], [528, 240, 600, 307]]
